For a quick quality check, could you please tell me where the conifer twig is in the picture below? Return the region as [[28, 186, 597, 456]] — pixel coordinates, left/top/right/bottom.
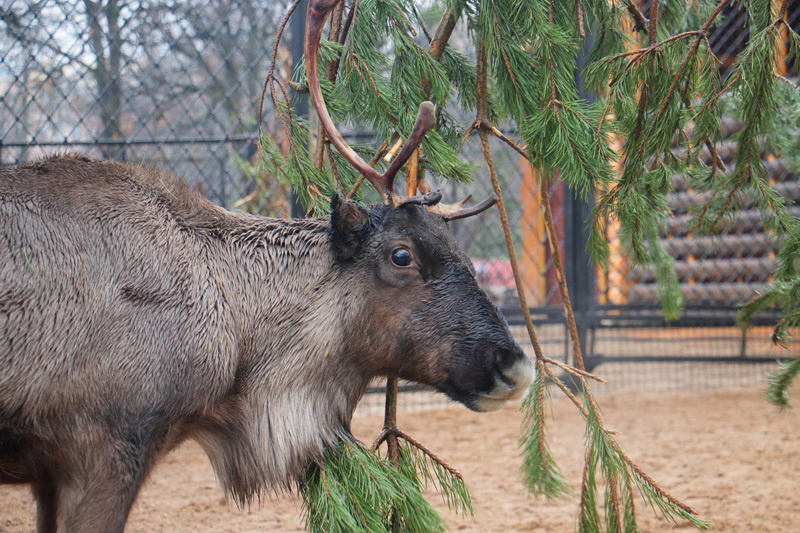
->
[[476, 41, 547, 365], [652, 0, 733, 124], [488, 122, 529, 158], [539, 176, 586, 371], [648, 0, 658, 46], [655, 39, 703, 120], [346, 137, 393, 198], [288, 80, 307, 93], [260, 0, 303, 140], [608, 470, 624, 533], [542, 363, 587, 416], [339, 0, 358, 46], [477, 38, 567, 487], [610, 0, 730, 68], [705, 139, 727, 173], [383, 376, 400, 463], [533, 358, 552, 478], [542, 355, 606, 383], [428, 8, 457, 62], [611, 31, 702, 60], [701, 0, 731, 33], [625, 467, 638, 524], [612, 442, 698, 515], [579, 450, 600, 530], [372, 425, 465, 480], [580, 383, 701, 518]]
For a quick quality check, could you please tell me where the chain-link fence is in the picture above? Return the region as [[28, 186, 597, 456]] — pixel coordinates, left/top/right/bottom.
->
[[1, 0, 294, 212], [2, 1, 798, 413]]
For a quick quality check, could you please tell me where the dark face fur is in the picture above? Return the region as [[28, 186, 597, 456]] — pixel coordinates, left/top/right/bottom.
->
[[329, 195, 533, 412]]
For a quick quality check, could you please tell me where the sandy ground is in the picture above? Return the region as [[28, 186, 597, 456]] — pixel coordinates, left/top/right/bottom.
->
[[2, 384, 799, 532]]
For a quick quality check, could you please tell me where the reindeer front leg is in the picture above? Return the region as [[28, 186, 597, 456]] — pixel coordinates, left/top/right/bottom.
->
[[42, 426, 159, 533]]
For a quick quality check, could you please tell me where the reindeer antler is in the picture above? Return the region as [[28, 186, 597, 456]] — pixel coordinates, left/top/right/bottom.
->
[[305, 0, 497, 218]]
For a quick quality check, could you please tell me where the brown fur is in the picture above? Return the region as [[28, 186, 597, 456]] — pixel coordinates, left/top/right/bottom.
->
[[0, 154, 532, 532]]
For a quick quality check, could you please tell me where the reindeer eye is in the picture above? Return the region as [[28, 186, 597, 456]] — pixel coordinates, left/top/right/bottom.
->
[[390, 247, 413, 267]]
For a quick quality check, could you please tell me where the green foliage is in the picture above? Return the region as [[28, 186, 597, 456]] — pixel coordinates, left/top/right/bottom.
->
[[764, 358, 800, 409], [259, 125, 359, 216], [733, 40, 800, 407], [580, 393, 712, 532], [766, 80, 800, 173], [300, 439, 471, 532], [522, 373, 709, 531], [519, 369, 571, 499], [278, 0, 477, 202], [524, 382, 715, 533], [266, 0, 800, 530], [397, 440, 474, 517]]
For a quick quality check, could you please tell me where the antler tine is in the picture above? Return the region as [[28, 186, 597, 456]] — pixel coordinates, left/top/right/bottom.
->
[[306, 0, 439, 206], [396, 189, 443, 207], [381, 102, 437, 204], [438, 193, 499, 221], [306, 0, 476, 215], [305, 0, 386, 196]]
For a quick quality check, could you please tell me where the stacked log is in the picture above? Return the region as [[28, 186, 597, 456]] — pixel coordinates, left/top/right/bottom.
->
[[622, 124, 798, 306]]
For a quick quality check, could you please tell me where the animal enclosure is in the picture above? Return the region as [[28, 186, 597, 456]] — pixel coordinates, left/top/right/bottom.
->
[[3, 0, 798, 388], [2, 0, 800, 530]]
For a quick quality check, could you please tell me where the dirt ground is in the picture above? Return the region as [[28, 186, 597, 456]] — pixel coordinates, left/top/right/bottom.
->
[[2, 384, 799, 532]]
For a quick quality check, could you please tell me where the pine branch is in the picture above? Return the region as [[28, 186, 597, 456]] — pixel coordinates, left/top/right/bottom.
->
[[370, 425, 473, 519], [397, 440, 473, 518], [422, 7, 457, 95], [519, 365, 571, 498], [541, 362, 587, 416], [301, 440, 413, 532], [606, 469, 624, 533], [765, 357, 800, 408], [648, 0, 659, 45], [542, 355, 606, 383], [539, 174, 586, 371], [476, 36, 547, 365], [578, 448, 602, 532], [260, 0, 303, 139], [382, 377, 400, 463]]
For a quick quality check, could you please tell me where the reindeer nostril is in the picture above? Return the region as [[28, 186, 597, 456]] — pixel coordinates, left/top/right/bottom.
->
[[490, 346, 523, 388], [498, 372, 516, 389]]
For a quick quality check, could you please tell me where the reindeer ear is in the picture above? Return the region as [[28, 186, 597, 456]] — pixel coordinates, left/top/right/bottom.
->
[[329, 193, 371, 260]]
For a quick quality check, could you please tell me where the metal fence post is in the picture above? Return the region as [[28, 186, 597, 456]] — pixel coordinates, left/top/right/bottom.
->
[[290, 0, 309, 218], [564, 25, 598, 371]]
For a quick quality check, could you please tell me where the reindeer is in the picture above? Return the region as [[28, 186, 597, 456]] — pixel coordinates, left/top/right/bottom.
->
[[0, 0, 533, 531]]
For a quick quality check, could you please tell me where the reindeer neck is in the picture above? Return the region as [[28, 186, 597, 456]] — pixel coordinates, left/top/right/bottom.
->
[[219, 214, 332, 329], [201, 214, 371, 496]]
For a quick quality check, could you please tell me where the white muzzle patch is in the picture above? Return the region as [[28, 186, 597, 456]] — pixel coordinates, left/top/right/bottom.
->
[[473, 357, 535, 412]]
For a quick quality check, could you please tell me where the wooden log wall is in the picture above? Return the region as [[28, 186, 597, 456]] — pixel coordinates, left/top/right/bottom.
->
[[599, 8, 800, 307], [624, 130, 799, 306]]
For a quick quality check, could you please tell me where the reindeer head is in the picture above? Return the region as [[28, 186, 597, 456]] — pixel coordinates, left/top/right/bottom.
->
[[307, 0, 533, 411]]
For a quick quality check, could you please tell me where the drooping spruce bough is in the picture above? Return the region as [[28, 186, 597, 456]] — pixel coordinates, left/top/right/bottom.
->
[[263, 0, 799, 530]]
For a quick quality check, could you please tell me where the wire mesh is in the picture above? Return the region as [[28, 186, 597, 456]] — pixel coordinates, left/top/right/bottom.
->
[[1, 0, 293, 214]]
